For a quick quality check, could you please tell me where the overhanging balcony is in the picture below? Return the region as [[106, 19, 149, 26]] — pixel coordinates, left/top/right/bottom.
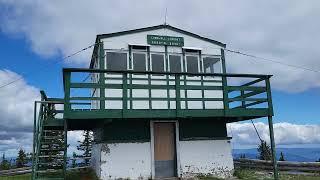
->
[[63, 68, 273, 123]]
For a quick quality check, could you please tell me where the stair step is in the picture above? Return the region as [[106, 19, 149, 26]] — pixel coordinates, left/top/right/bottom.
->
[[38, 165, 63, 170], [37, 161, 63, 165], [43, 118, 64, 127], [40, 141, 64, 145], [38, 155, 64, 158], [36, 169, 63, 174], [41, 144, 64, 148], [40, 148, 65, 151]]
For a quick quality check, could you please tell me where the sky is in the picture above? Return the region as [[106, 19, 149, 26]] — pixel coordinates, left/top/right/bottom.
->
[[0, 0, 319, 157]]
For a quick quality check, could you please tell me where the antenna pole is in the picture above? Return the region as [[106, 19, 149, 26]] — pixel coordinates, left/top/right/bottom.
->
[[164, 7, 167, 25]]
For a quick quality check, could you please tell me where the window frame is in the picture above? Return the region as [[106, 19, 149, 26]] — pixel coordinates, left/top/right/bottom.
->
[[150, 53, 166, 72], [104, 50, 129, 71], [168, 53, 183, 73], [201, 55, 222, 74], [184, 54, 201, 73], [130, 45, 148, 71]]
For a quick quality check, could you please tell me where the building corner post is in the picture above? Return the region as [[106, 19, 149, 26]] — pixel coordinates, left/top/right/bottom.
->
[[268, 115, 279, 180], [220, 48, 229, 114]]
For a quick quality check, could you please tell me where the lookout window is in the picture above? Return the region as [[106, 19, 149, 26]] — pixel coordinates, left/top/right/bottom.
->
[[106, 52, 128, 71], [203, 57, 221, 73]]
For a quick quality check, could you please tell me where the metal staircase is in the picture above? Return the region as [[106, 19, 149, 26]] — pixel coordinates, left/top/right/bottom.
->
[[32, 91, 67, 180]]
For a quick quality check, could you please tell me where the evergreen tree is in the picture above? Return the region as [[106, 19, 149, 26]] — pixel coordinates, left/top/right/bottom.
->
[[71, 152, 77, 168], [257, 140, 272, 160], [16, 148, 27, 168], [316, 158, 320, 162], [0, 153, 11, 170], [77, 130, 93, 166], [279, 152, 285, 161], [240, 154, 246, 159]]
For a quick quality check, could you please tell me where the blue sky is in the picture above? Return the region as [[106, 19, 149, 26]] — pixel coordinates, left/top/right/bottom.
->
[[0, 0, 319, 156]]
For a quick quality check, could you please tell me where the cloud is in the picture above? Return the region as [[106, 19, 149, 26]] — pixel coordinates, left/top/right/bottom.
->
[[228, 122, 320, 148], [0, 70, 38, 156], [1, 0, 320, 92], [0, 70, 39, 131], [0, 70, 84, 156]]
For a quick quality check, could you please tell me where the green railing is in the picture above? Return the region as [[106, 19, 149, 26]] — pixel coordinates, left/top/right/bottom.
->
[[63, 68, 273, 120], [32, 91, 65, 180]]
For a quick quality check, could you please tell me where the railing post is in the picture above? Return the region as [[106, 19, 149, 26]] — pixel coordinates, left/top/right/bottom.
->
[[240, 90, 245, 108], [221, 49, 229, 115], [31, 101, 37, 180], [175, 74, 181, 118], [64, 71, 71, 115], [268, 116, 279, 180], [265, 77, 274, 116], [148, 73, 153, 110], [63, 119, 68, 179], [99, 41, 105, 110], [265, 77, 278, 179], [122, 73, 128, 118]]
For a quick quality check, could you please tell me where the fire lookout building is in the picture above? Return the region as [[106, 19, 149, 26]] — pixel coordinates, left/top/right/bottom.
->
[[32, 25, 277, 180]]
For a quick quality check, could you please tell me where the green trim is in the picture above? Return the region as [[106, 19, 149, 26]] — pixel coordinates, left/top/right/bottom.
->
[[147, 35, 184, 46], [95, 139, 150, 144], [268, 116, 279, 180], [266, 78, 274, 115], [95, 120, 151, 142], [180, 137, 232, 141], [99, 40, 105, 110], [63, 68, 272, 78], [221, 48, 229, 113], [63, 68, 273, 124], [64, 108, 271, 120], [179, 119, 227, 140]]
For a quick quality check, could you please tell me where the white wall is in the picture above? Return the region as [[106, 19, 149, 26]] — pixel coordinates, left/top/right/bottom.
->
[[178, 139, 234, 178], [91, 143, 101, 177], [91, 139, 233, 179], [98, 142, 152, 180]]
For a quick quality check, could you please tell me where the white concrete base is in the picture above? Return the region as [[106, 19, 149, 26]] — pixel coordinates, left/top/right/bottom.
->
[[91, 139, 233, 179], [92, 142, 152, 180], [178, 140, 234, 178], [91, 143, 102, 177]]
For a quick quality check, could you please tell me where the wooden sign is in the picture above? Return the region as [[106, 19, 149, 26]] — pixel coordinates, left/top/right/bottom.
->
[[147, 35, 184, 46]]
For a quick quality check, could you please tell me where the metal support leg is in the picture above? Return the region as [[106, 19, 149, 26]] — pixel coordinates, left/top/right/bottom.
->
[[268, 116, 278, 180], [32, 102, 37, 180], [63, 119, 68, 179]]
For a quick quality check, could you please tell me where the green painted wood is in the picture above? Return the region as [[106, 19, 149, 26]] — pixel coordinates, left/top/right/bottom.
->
[[241, 77, 265, 87], [221, 48, 229, 114], [63, 120, 67, 179], [96, 120, 150, 143], [234, 100, 267, 109], [63, 72, 71, 113], [64, 108, 271, 122], [32, 102, 37, 180], [233, 90, 265, 100], [265, 78, 274, 116], [62, 68, 274, 124], [228, 98, 267, 102], [43, 118, 64, 127], [147, 35, 184, 46], [268, 116, 278, 180], [227, 86, 266, 92], [179, 119, 227, 140], [99, 40, 105, 110]]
